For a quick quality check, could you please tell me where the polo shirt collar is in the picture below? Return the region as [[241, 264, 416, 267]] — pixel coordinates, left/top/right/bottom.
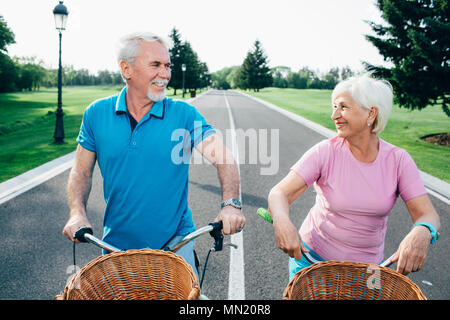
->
[[115, 86, 165, 119], [149, 99, 164, 119], [115, 86, 128, 114]]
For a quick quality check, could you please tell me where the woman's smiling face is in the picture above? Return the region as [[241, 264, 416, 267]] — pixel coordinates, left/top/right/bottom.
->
[[331, 92, 371, 138]]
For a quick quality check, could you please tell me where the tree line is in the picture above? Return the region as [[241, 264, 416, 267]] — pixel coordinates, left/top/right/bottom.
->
[[0, 15, 124, 92], [211, 42, 355, 91], [0, 20, 210, 93], [211, 0, 449, 116], [1, 0, 448, 115]]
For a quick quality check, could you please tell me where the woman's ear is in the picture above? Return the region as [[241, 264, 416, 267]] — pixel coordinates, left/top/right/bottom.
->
[[369, 106, 379, 122]]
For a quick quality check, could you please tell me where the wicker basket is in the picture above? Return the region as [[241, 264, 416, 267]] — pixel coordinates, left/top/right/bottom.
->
[[283, 261, 426, 300], [56, 249, 200, 300]]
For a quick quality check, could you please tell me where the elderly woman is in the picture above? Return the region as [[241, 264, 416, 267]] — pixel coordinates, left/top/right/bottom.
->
[[268, 74, 440, 278]]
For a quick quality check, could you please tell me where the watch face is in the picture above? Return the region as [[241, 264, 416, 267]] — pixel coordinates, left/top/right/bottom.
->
[[232, 199, 241, 207]]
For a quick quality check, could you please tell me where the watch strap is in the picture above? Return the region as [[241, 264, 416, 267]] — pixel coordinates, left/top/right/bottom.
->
[[221, 198, 242, 209], [414, 222, 439, 244]]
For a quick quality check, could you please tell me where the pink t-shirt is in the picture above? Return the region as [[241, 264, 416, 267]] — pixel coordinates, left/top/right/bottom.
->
[[291, 136, 427, 264]]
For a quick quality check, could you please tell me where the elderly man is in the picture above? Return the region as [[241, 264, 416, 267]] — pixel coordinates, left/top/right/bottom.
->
[[62, 32, 245, 274]]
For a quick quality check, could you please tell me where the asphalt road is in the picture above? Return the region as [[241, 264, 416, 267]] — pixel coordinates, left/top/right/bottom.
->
[[0, 89, 448, 300]]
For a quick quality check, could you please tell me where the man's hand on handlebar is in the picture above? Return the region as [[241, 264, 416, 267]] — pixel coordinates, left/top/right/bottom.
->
[[215, 205, 245, 235], [62, 211, 92, 243]]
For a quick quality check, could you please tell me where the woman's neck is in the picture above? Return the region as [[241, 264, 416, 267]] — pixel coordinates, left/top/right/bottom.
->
[[345, 133, 380, 163]]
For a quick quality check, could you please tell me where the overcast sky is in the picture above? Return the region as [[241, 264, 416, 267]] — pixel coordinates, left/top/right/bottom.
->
[[1, 0, 388, 74]]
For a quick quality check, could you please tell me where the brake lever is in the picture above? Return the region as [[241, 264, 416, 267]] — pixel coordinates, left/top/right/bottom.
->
[[209, 221, 224, 252], [224, 242, 238, 249]]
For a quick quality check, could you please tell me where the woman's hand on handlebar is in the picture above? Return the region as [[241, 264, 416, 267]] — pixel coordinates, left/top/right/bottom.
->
[[273, 217, 309, 261], [392, 225, 431, 275], [62, 210, 92, 243]]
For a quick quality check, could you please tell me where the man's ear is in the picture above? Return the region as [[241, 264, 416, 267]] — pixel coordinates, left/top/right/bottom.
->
[[120, 60, 132, 80]]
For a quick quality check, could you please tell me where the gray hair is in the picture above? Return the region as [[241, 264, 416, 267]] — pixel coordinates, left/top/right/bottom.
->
[[116, 32, 173, 66], [331, 74, 393, 134]]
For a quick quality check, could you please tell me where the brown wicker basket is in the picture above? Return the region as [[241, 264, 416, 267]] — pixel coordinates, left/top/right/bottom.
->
[[283, 261, 426, 300], [55, 249, 201, 300]]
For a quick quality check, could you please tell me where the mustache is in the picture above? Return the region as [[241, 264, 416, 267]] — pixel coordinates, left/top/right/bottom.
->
[[151, 79, 169, 86]]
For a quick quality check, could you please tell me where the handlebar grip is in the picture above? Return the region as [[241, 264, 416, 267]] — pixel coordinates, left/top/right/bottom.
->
[[257, 208, 273, 224], [209, 221, 223, 231], [74, 227, 93, 243], [209, 221, 224, 252]]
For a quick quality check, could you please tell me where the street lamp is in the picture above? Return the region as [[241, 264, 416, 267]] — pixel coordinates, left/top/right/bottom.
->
[[181, 63, 186, 98], [53, 1, 68, 144]]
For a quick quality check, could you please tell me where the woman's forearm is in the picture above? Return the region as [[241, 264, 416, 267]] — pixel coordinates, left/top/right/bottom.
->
[[407, 194, 441, 231], [268, 187, 291, 222]]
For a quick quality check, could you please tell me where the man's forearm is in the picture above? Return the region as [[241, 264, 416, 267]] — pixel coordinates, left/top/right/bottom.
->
[[67, 168, 93, 217], [216, 162, 240, 201], [197, 134, 240, 201]]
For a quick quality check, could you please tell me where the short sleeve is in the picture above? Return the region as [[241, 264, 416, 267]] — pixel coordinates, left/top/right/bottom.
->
[[76, 105, 96, 152], [397, 150, 427, 202], [189, 107, 216, 148], [291, 140, 328, 187]]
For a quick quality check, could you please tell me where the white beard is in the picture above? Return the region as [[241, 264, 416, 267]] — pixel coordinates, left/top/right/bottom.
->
[[148, 79, 169, 102], [147, 87, 166, 102]]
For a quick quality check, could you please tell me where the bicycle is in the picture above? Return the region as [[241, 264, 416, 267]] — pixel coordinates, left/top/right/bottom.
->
[[257, 208, 426, 300], [56, 221, 236, 300]]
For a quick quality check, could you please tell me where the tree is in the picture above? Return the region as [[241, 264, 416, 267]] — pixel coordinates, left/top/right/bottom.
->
[[0, 16, 15, 53], [0, 16, 17, 92], [97, 70, 113, 85], [322, 67, 340, 89], [168, 27, 210, 94], [182, 41, 201, 91], [340, 65, 354, 80], [16, 63, 47, 91], [272, 66, 290, 88], [168, 27, 184, 95], [236, 40, 273, 91], [0, 53, 18, 92], [225, 66, 241, 89], [286, 72, 304, 89], [365, 0, 450, 116], [211, 66, 237, 89], [14, 56, 52, 91]]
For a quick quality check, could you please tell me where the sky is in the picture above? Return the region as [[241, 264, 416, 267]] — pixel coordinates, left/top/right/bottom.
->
[[1, 0, 389, 75]]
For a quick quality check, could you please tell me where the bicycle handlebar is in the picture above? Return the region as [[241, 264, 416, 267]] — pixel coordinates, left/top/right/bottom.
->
[[256, 208, 320, 264], [73, 221, 224, 254], [163, 221, 223, 252], [256, 208, 395, 268], [74, 227, 121, 252]]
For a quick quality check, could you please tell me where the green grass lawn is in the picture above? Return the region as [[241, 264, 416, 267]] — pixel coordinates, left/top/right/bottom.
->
[[0, 86, 194, 182], [242, 87, 450, 183], [1, 86, 448, 184]]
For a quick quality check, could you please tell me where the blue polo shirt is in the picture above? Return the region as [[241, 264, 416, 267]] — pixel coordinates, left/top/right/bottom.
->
[[77, 87, 215, 250]]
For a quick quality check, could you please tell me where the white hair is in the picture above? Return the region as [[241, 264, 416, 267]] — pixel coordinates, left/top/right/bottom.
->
[[331, 74, 393, 134], [116, 31, 173, 66]]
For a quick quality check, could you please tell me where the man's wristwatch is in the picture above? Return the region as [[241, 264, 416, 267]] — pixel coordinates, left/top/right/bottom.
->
[[221, 198, 242, 210], [414, 222, 440, 244]]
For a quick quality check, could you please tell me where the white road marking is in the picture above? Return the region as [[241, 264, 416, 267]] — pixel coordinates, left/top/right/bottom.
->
[[425, 188, 450, 206], [223, 92, 245, 300], [0, 151, 75, 205]]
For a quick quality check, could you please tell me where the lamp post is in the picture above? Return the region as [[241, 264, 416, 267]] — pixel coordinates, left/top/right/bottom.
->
[[53, 1, 68, 144], [181, 63, 186, 98]]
